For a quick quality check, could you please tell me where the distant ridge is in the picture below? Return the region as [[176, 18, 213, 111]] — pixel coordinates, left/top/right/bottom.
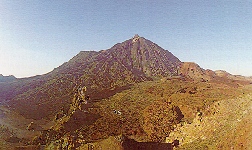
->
[[0, 74, 16, 82]]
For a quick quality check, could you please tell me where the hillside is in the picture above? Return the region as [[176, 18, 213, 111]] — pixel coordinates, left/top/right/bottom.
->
[[168, 85, 252, 149]]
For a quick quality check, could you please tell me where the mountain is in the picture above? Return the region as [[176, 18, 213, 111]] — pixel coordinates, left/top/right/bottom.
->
[[2, 35, 252, 149], [53, 34, 181, 95], [1, 35, 181, 119]]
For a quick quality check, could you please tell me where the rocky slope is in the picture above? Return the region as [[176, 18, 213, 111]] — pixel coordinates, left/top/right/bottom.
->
[[178, 62, 252, 86], [167, 86, 252, 149]]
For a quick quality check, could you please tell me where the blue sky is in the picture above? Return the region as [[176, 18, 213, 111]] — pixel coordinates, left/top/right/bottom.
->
[[1, 1, 252, 77]]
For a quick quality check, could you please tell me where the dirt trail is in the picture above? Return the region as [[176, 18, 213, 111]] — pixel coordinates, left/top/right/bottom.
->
[[167, 88, 252, 149]]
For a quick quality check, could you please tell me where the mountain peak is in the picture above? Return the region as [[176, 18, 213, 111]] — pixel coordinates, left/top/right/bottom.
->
[[132, 34, 141, 42], [133, 34, 140, 38]]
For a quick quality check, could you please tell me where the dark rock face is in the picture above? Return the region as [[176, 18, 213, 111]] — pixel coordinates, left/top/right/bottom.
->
[[63, 110, 101, 132], [1, 35, 181, 119], [122, 136, 173, 150]]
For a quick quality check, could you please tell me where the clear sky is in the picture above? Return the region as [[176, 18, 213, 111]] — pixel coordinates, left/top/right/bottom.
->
[[1, 0, 252, 78]]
